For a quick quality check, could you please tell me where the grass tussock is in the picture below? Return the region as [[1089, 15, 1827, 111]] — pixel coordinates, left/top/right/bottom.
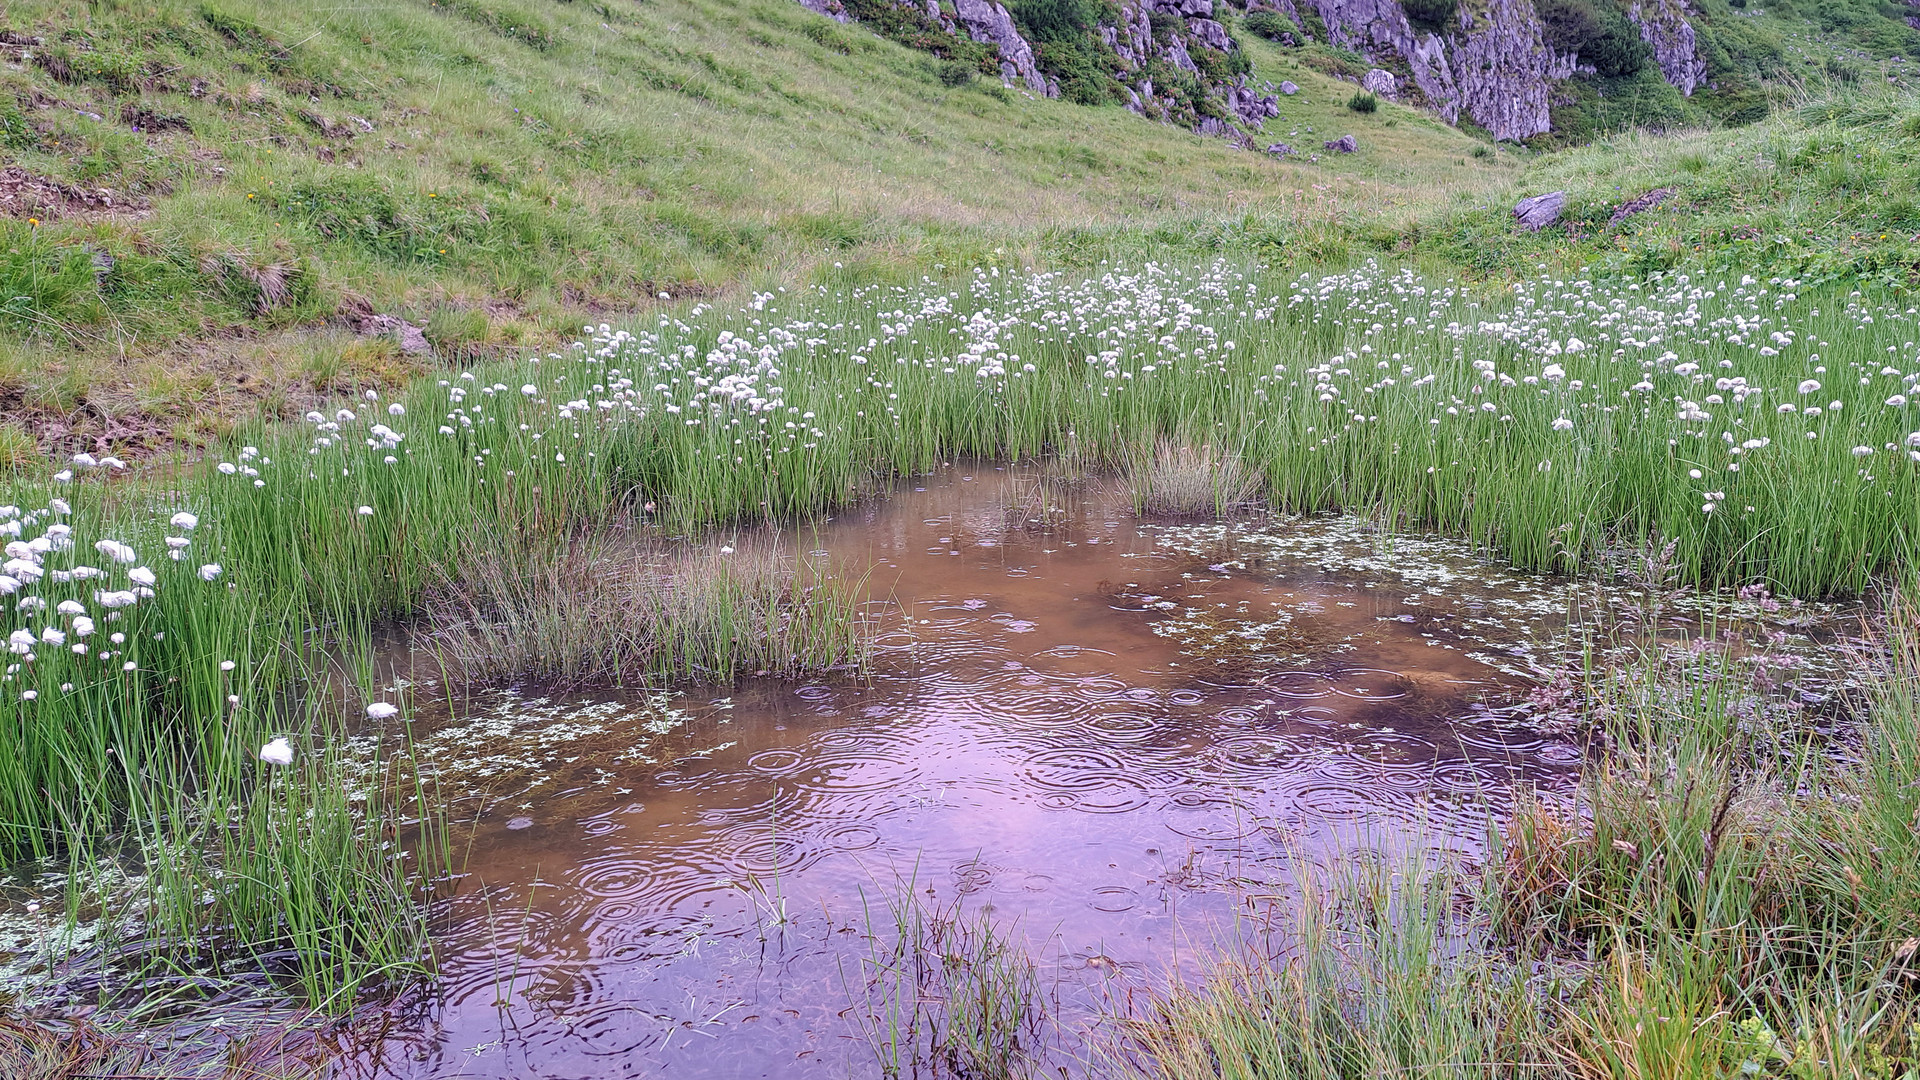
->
[[1125, 441, 1262, 518], [426, 537, 871, 688]]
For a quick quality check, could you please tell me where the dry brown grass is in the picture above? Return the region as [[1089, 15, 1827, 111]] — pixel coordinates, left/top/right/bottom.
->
[[1124, 441, 1262, 517], [425, 534, 871, 687]]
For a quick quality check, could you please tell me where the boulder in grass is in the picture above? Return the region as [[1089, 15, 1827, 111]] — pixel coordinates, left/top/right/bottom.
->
[[1324, 134, 1357, 153], [1279, 80, 1299, 95], [1514, 191, 1566, 231], [1265, 142, 1294, 156]]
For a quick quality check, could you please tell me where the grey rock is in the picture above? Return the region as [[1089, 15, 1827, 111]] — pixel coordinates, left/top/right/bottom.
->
[[1279, 80, 1299, 94], [1514, 191, 1566, 231], [360, 314, 432, 355], [1265, 142, 1294, 155], [1361, 67, 1398, 99], [1188, 17, 1231, 51], [1226, 75, 1280, 126], [953, 0, 1057, 97], [1628, 0, 1706, 96], [1607, 186, 1673, 226], [797, 0, 848, 21], [1305, 0, 1575, 140], [1324, 133, 1357, 152]]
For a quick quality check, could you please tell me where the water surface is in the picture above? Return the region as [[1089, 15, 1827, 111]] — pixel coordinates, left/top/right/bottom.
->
[[347, 468, 1834, 1078]]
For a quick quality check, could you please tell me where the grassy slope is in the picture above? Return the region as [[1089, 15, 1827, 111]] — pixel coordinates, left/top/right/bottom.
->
[[1413, 92, 1920, 283], [0, 0, 1508, 454]]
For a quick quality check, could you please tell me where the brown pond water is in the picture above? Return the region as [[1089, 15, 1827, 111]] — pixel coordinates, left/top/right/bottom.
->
[[335, 468, 1850, 1079]]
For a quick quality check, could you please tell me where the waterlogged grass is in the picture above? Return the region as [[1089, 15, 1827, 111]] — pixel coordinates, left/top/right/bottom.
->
[[1110, 602, 1920, 1078], [3, 254, 1918, 1023], [196, 259, 1918, 596]]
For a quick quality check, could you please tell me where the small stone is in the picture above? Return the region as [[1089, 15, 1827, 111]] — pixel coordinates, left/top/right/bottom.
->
[[1514, 190, 1567, 231], [1265, 142, 1294, 156], [1361, 68, 1398, 99], [1323, 134, 1358, 153], [506, 816, 534, 831], [1278, 80, 1299, 95]]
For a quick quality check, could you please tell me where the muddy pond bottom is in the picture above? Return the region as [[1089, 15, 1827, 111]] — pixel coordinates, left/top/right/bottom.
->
[[355, 469, 1595, 1078]]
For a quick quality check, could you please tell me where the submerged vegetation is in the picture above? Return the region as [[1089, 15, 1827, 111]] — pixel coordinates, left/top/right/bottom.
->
[[1117, 605, 1920, 1079]]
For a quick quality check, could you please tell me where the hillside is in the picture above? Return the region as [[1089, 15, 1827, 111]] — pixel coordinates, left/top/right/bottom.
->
[[0, 0, 1507, 456], [0, 0, 1916, 463]]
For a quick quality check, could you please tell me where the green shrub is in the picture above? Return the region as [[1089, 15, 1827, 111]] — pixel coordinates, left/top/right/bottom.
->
[[938, 58, 976, 86], [1402, 0, 1457, 35], [1009, 0, 1125, 105], [1537, 0, 1650, 78], [1242, 11, 1292, 43], [1349, 90, 1378, 113]]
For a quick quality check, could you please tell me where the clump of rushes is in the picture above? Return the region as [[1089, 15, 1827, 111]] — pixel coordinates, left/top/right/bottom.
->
[[1125, 440, 1262, 517], [426, 536, 870, 688]]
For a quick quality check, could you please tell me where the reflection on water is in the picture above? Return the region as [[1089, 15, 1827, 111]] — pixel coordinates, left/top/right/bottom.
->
[[342, 468, 1833, 1078]]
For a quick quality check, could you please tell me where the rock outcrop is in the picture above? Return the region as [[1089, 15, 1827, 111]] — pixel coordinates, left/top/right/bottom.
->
[[952, 0, 1055, 96], [799, 0, 1726, 148], [1628, 0, 1707, 96], [1451, 0, 1575, 141]]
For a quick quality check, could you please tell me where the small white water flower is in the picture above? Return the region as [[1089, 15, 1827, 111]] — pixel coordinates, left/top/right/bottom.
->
[[259, 738, 295, 766], [366, 702, 399, 719]]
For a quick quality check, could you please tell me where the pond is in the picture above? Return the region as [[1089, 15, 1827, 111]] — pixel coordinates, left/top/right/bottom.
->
[[346, 464, 1788, 1078]]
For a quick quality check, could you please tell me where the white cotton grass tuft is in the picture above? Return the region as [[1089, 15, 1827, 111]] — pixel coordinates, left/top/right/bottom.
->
[[366, 702, 400, 719], [358, 506, 374, 516], [259, 738, 295, 765], [170, 511, 199, 530]]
